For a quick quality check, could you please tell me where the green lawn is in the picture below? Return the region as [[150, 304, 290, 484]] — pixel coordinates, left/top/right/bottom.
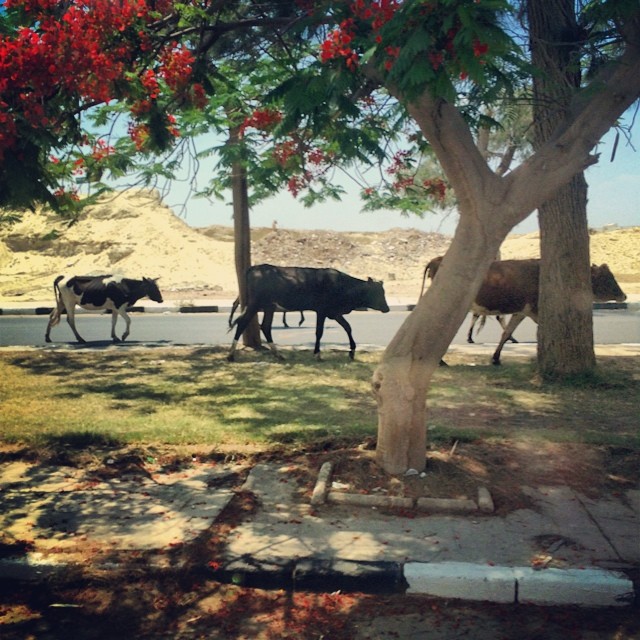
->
[[0, 347, 637, 451]]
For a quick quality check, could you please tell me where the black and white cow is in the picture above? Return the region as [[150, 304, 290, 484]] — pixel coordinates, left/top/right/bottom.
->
[[45, 274, 163, 343], [228, 264, 389, 361]]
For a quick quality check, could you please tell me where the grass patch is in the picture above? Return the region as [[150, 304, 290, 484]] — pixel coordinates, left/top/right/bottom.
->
[[0, 347, 637, 452]]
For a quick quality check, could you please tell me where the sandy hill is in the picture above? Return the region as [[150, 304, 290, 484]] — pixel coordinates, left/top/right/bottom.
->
[[0, 190, 638, 304]]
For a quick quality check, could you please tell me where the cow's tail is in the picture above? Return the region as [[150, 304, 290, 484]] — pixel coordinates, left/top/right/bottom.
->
[[228, 296, 241, 330], [49, 275, 65, 327], [477, 315, 487, 335], [419, 263, 430, 300], [419, 258, 441, 300]]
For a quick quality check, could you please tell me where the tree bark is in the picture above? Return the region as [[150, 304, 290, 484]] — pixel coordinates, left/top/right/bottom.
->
[[538, 175, 594, 376], [374, 211, 506, 474], [229, 125, 261, 348], [528, 0, 595, 378]]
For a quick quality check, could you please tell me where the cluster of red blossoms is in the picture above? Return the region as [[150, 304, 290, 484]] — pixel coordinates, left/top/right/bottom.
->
[[319, 0, 489, 77], [320, 1, 401, 69], [0, 0, 204, 161], [385, 150, 447, 202], [239, 108, 283, 137], [272, 139, 331, 197]]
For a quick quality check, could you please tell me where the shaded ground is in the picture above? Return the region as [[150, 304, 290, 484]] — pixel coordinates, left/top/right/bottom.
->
[[1, 435, 639, 639], [316, 440, 640, 516], [1, 578, 639, 640], [1, 349, 638, 638]]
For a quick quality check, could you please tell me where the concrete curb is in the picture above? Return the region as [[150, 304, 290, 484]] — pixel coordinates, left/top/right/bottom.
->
[[1, 553, 634, 607], [404, 562, 635, 607], [213, 559, 635, 606], [1, 302, 637, 316]]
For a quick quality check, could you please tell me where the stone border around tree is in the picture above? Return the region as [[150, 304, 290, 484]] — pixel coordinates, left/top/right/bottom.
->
[[310, 461, 495, 514]]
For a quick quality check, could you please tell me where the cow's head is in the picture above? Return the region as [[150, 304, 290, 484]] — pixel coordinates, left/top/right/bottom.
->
[[590, 264, 626, 302], [367, 277, 390, 313], [144, 277, 164, 303]]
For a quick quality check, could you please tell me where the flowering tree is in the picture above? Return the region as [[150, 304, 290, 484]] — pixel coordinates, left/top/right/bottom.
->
[[281, 0, 639, 473], [2, 1, 639, 474], [0, 0, 211, 212]]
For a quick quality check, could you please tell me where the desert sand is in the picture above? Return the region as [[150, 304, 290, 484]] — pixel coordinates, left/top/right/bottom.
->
[[0, 189, 638, 305]]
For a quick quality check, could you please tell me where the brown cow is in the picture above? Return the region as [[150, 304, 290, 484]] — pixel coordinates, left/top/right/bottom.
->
[[420, 256, 515, 344], [421, 257, 627, 365]]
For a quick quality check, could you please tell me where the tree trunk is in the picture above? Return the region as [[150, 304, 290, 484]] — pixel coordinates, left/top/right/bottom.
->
[[537, 176, 594, 377], [229, 126, 261, 348], [374, 215, 506, 474], [529, 0, 595, 378]]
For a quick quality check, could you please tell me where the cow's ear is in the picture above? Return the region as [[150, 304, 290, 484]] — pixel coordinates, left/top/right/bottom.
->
[[368, 277, 373, 282]]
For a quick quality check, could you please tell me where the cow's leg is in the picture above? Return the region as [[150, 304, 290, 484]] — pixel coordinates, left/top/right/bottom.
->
[[118, 307, 132, 342], [260, 307, 283, 359], [313, 314, 327, 360], [228, 305, 260, 361], [334, 315, 356, 360], [492, 313, 526, 365], [467, 314, 480, 343], [228, 297, 241, 328], [299, 311, 305, 327], [282, 311, 289, 328], [45, 301, 64, 342], [496, 315, 518, 343], [65, 306, 86, 343]]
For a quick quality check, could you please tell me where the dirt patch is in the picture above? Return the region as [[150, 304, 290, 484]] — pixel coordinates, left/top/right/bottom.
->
[[292, 440, 640, 517]]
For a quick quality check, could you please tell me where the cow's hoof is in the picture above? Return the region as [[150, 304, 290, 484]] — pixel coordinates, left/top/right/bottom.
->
[[112, 338, 121, 343], [45, 337, 51, 343], [227, 354, 236, 363], [467, 338, 475, 344], [492, 359, 501, 366], [510, 338, 519, 344], [348, 351, 355, 360]]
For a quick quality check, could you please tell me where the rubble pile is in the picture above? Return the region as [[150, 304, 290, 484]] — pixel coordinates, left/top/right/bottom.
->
[[253, 227, 451, 291]]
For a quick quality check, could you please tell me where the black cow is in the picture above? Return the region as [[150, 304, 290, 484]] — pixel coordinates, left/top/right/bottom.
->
[[228, 264, 389, 361], [45, 274, 163, 343]]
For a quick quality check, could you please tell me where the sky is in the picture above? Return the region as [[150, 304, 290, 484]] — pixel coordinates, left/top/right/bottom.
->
[[166, 127, 639, 236]]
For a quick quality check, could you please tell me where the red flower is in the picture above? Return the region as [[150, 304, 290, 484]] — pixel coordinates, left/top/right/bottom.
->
[[473, 40, 489, 57]]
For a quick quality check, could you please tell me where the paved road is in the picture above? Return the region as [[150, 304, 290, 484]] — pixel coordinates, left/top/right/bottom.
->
[[1, 308, 638, 348]]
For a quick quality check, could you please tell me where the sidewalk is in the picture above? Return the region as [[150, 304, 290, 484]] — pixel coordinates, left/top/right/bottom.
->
[[0, 455, 637, 607]]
